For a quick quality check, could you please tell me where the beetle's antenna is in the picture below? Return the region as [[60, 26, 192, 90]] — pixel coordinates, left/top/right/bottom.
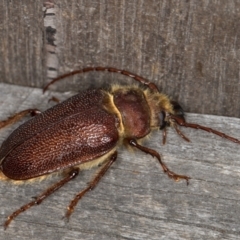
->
[[170, 115, 240, 144], [43, 67, 159, 93]]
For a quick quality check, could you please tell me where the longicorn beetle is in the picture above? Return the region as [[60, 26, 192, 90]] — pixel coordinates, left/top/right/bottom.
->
[[0, 66, 239, 229]]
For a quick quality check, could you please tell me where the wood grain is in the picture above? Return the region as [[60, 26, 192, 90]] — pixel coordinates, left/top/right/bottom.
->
[[0, 1, 240, 117], [0, 83, 239, 240], [0, 1, 45, 88]]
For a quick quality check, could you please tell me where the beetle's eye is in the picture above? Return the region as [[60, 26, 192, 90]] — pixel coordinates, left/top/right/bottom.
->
[[171, 101, 184, 117], [159, 111, 167, 130]]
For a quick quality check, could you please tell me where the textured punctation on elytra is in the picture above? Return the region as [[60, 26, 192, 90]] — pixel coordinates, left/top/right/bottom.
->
[[0, 90, 119, 180], [0, 66, 239, 229]]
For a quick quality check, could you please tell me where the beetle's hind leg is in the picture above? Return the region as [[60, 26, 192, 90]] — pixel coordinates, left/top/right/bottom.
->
[[65, 151, 118, 219], [4, 168, 79, 229], [0, 109, 41, 129], [127, 138, 190, 184]]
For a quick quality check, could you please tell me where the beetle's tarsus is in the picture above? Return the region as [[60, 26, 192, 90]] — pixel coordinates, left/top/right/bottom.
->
[[64, 207, 72, 221], [4, 218, 11, 230], [166, 170, 191, 185], [0, 109, 41, 129]]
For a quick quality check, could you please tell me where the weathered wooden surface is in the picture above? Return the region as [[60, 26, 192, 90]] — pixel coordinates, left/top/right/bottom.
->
[[0, 83, 239, 240], [0, 1, 240, 117], [0, 1, 45, 87]]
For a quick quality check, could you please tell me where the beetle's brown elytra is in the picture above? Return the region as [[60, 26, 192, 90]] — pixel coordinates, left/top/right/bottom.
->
[[0, 66, 239, 229]]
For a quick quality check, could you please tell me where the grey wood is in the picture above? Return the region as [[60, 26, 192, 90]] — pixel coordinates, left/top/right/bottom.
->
[[0, 1, 240, 118], [0, 83, 239, 240], [0, 1, 45, 88]]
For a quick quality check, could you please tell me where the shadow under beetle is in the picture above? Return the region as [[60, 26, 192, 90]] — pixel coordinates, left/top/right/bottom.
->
[[0, 67, 240, 229]]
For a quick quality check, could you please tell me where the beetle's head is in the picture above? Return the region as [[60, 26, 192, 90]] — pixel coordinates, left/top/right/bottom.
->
[[159, 101, 185, 130], [158, 100, 190, 144]]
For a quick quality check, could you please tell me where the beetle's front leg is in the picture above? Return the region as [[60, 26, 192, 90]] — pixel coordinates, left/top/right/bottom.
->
[[0, 109, 41, 129], [127, 138, 190, 185]]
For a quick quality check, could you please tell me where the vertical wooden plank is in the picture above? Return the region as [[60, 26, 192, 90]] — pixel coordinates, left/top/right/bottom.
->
[[0, 1, 240, 116], [49, 0, 240, 117], [0, 0, 45, 87]]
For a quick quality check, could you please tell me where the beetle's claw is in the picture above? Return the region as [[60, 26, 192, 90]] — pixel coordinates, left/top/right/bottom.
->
[[3, 218, 11, 230], [167, 170, 191, 185], [63, 207, 73, 222]]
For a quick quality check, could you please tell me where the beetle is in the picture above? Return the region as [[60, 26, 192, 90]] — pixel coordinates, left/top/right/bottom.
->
[[0, 66, 239, 229]]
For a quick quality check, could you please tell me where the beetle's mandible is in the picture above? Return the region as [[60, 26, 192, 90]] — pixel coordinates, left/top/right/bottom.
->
[[0, 66, 240, 229]]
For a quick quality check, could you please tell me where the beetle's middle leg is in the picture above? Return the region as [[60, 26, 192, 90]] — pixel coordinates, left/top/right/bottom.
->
[[65, 151, 118, 219], [127, 138, 190, 184], [4, 168, 79, 229], [0, 109, 41, 129]]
